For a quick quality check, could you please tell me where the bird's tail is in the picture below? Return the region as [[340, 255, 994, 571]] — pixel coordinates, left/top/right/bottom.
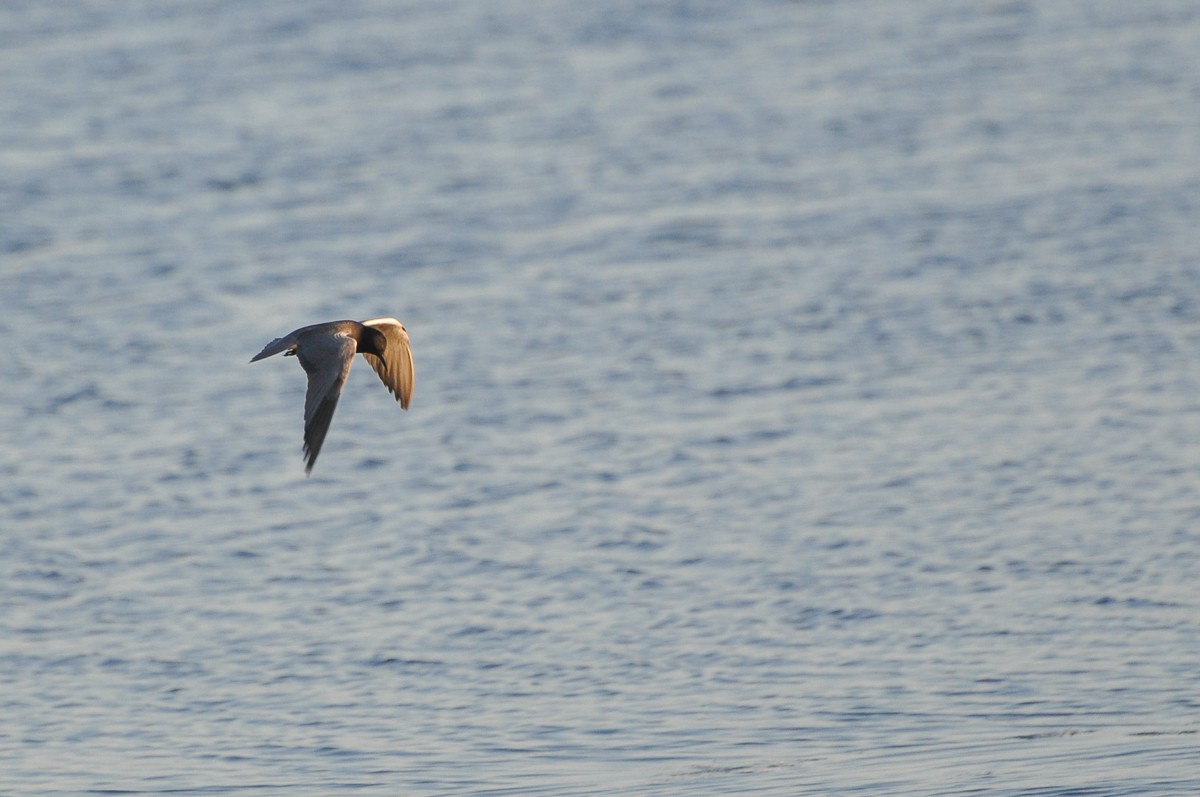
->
[[249, 336, 296, 363]]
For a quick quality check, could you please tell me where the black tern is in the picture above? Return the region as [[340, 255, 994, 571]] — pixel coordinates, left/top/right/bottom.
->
[[251, 317, 414, 474]]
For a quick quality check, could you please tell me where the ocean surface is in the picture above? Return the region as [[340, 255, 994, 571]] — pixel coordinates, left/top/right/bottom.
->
[[3, 1, 1200, 794]]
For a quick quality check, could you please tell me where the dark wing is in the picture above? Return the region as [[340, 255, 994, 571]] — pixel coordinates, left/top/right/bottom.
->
[[296, 331, 358, 474], [361, 318, 414, 410]]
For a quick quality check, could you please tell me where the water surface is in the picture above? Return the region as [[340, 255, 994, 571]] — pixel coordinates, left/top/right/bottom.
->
[[3, 1, 1200, 794]]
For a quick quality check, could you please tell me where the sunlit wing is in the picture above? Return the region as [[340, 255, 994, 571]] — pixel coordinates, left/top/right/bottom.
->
[[361, 317, 414, 410]]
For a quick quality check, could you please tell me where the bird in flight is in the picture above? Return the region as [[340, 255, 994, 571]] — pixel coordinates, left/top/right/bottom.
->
[[250, 317, 414, 474]]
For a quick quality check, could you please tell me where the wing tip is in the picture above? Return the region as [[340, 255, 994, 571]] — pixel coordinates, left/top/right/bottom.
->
[[303, 439, 321, 475]]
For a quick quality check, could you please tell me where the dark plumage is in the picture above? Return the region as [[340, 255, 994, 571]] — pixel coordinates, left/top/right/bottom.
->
[[250, 317, 414, 474]]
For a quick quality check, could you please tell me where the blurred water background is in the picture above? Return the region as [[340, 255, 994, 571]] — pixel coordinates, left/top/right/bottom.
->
[[3, 1, 1200, 794]]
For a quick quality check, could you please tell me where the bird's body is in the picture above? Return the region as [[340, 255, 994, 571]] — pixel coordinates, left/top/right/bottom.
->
[[250, 317, 414, 474]]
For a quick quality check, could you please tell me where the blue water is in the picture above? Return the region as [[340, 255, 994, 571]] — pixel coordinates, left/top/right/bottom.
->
[[3, 1, 1200, 794]]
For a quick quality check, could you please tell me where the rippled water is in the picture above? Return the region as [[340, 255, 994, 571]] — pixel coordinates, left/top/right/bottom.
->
[[4, 1, 1200, 794]]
